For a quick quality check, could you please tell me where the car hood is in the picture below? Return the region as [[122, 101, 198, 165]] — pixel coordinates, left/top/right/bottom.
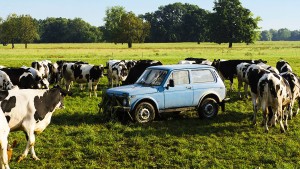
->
[[106, 84, 160, 96]]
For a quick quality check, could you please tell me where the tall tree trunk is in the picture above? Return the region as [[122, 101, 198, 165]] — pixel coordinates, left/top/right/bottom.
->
[[128, 42, 132, 48], [229, 42, 233, 48], [25, 43, 28, 49], [11, 39, 14, 49]]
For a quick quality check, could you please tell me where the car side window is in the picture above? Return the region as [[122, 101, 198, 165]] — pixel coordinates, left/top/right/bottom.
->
[[191, 69, 215, 83], [169, 70, 189, 85]]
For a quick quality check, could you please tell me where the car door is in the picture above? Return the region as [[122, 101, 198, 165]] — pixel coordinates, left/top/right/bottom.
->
[[164, 70, 194, 108]]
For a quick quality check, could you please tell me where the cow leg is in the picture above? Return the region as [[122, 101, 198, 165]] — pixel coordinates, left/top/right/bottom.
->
[[18, 129, 39, 162], [30, 144, 39, 161], [229, 78, 234, 92], [237, 78, 242, 98], [289, 97, 296, 119], [117, 78, 120, 87], [263, 106, 269, 133], [0, 136, 9, 169], [251, 93, 258, 125], [296, 99, 300, 116], [244, 83, 248, 99], [88, 82, 92, 97], [65, 80, 71, 91], [268, 107, 276, 127], [93, 85, 98, 97], [277, 104, 286, 133], [284, 107, 289, 131]]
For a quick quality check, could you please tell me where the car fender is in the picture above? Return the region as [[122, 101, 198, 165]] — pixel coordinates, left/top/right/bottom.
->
[[197, 91, 223, 107], [130, 96, 160, 112]]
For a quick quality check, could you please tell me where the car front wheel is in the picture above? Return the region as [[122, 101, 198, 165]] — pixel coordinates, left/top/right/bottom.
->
[[133, 102, 155, 123], [198, 98, 218, 119]]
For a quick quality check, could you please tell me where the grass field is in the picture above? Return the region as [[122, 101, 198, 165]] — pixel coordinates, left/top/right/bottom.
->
[[1, 42, 300, 168]]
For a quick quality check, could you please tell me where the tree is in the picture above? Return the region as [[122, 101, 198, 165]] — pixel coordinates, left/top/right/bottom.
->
[[277, 28, 291, 40], [103, 6, 126, 43], [0, 14, 19, 48], [181, 6, 210, 43], [39, 17, 102, 43], [269, 29, 278, 41], [290, 30, 300, 41], [39, 17, 69, 43], [209, 0, 261, 48], [19, 15, 39, 48], [118, 12, 150, 48], [67, 18, 102, 42], [144, 3, 190, 42], [260, 30, 272, 41]]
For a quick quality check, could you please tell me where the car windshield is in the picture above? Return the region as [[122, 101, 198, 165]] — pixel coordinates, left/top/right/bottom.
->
[[136, 69, 168, 86]]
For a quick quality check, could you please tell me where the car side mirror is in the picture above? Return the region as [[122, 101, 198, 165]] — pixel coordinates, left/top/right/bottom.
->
[[167, 79, 174, 89]]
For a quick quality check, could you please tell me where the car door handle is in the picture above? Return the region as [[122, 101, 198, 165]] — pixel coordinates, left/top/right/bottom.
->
[[186, 86, 192, 89]]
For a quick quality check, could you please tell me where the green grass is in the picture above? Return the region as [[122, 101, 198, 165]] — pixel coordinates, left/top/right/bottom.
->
[[1, 42, 300, 168]]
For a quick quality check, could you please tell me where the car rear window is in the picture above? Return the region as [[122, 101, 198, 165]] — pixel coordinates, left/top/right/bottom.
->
[[191, 69, 215, 83]]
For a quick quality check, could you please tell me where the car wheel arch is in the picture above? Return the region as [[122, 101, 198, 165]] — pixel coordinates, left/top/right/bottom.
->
[[132, 98, 159, 115], [197, 93, 220, 108]]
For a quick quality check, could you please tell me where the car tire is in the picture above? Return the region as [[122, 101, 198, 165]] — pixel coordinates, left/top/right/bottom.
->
[[134, 102, 155, 123], [198, 98, 218, 119]]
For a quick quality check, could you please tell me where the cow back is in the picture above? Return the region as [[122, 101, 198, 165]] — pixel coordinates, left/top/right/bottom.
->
[[123, 60, 162, 85]]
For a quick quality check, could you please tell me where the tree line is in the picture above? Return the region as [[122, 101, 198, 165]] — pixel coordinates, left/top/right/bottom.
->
[[261, 29, 300, 41], [0, 0, 298, 49]]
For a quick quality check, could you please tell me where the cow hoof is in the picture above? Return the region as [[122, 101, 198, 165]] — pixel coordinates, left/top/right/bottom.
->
[[281, 129, 285, 133], [264, 129, 269, 133], [33, 156, 40, 161], [17, 155, 26, 163]]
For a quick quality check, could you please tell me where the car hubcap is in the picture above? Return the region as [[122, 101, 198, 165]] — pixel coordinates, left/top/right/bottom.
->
[[139, 108, 150, 120], [204, 104, 214, 116]]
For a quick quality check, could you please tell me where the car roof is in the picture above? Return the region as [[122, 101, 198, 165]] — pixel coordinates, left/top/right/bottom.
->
[[148, 64, 214, 71]]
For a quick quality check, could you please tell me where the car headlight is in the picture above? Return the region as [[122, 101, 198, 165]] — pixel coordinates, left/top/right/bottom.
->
[[122, 98, 129, 106]]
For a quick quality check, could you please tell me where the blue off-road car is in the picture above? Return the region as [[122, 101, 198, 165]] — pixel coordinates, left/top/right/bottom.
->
[[100, 64, 227, 123]]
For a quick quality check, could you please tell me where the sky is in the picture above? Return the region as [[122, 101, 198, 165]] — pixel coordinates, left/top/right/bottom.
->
[[0, 0, 299, 30]]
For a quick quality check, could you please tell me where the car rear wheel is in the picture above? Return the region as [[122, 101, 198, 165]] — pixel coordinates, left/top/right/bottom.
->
[[198, 98, 218, 119], [134, 102, 155, 123]]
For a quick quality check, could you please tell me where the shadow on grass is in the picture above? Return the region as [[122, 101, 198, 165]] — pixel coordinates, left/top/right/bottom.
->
[[122, 110, 254, 137], [51, 112, 107, 126], [51, 99, 255, 137]]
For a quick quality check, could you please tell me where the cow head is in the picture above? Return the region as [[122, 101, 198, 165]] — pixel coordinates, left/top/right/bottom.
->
[[39, 85, 72, 112]]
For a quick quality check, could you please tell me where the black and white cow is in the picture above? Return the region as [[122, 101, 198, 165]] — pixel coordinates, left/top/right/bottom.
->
[[48, 62, 59, 84], [21, 66, 49, 89], [184, 57, 212, 65], [276, 60, 293, 73], [212, 59, 267, 92], [0, 68, 46, 89], [178, 60, 196, 64], [0, 70, 14, 90], [62, 63, 104, 97], [258, 73, 292, 133], [56, 60, 89, 86], [0, 86, 71, 162], [0, 108, 10, 169], [31, 60, 50, 79], [280, 72, 300, 119], [125, 60, 137, 72], [236, 62, 278, 98], [245, 64, 272, 125], [32, 60, 60, 84], [106, 60, 129, 87], [122, 60, 163, 85]]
